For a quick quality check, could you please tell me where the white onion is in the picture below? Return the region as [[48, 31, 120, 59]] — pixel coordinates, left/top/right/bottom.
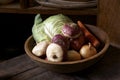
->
[[46, 43, 64, 62]]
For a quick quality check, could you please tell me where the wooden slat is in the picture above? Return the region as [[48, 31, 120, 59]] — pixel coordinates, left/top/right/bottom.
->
[[20, 0, 29, 9], [10, 67, 47, 80], [0, 7, 97, 15], [0, 46, 120, 80], [0, 54, 38, 79], [97, 0, 120, 48], [0, 2, 97, 15]]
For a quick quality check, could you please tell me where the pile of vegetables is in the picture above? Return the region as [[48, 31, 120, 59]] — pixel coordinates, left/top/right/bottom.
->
[[32, 14, 101, 62]]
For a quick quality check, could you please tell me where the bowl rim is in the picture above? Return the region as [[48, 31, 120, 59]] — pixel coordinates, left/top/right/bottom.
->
[[24, 24, 110, 65]]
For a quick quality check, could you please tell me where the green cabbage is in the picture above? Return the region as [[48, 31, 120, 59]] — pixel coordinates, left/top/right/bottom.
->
[[32, 14, 73, 43]]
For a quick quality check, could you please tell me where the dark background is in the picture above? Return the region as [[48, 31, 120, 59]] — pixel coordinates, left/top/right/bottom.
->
[[0, 13, 96, 60]]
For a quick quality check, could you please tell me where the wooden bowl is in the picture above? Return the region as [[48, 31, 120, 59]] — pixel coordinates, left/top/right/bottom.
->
[[24, 24, 110, 73]]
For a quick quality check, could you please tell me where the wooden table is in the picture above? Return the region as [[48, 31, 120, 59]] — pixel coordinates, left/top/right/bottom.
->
[[0, 45, 120, 80]]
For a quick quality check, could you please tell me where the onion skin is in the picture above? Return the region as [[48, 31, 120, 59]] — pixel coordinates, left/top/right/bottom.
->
[[79, 43, 97, 59], [66, 50, 82, 61], [52, 34, 69, 50], [62, 23, 81, 38], [70, 33, 85, 51], [51, 34, 69, 60], [46, 43, 64, 62]]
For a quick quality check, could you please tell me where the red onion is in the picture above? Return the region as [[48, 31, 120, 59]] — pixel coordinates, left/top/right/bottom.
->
[[52, 34, 70, 49], [62, 23, 82, 38]]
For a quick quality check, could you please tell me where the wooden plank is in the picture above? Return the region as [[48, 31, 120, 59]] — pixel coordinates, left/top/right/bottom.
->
[[0, 7, 97, 15], [87, 46, 120, 80], [9, 46, 120, 80], [0, 46, 120, 80], [0, 54, 38, 79], [0, 2, 97, 15], [25, 46, 120, 80], [0, 3, 20, 8], [20, 0, 29, 9], [97, 0, 120, 48], [9, 67, 47, 80], [28, 0, 38, 7]]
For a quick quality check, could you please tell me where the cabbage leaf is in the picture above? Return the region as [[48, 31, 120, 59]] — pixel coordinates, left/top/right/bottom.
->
[[32, 14, 73, 43]]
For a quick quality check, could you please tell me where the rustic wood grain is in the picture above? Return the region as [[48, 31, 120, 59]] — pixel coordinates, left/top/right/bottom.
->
[[97, 0, 120, 48], [0, 0, 97, 15], [20, 0, 29, 9], [9, 67, 47, 80], [0, 54, 38, 80], [0, 46, 120, 80]]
